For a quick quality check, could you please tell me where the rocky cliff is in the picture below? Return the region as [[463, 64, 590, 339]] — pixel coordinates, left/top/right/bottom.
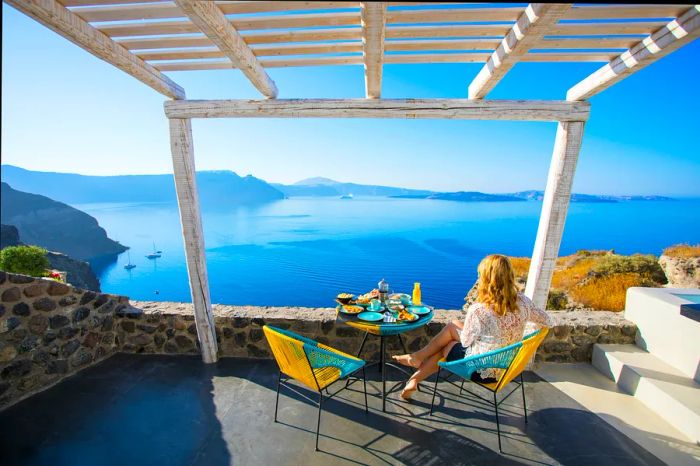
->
[[659, 255, 700, 288], [0, 224, 100, 292], [0, 183, 127, 261]]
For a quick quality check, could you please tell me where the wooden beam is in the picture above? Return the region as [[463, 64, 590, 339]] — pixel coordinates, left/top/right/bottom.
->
[[4, 0, 184, 99], [164, 99, 590, 122], [173, 0, 278, 98], [525, 121, 585, 310], [469, 4, 572, 100], [567, 5, 700, 101], [168, 118, 218, 364], [361, 2, 387, 99]]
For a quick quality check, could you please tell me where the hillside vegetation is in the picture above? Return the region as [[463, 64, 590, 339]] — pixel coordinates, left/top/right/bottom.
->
[[510, 250, 668, 312]]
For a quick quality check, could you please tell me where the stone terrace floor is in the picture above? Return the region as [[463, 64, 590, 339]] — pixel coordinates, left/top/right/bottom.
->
[[0, 354, 661, 466]]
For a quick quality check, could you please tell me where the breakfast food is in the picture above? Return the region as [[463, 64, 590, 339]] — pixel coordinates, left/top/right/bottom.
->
[[397, 310, 417, 322], [342, 305, 364, 314], [336, 293, 355, 304], [357, 289, 380, 304]]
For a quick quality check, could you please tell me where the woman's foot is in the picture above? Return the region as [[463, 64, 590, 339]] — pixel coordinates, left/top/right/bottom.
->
[[400, 381, 418, 401], [392, 354, 421, 368]]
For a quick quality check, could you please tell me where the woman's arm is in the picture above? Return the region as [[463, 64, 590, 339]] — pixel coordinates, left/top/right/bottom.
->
[[520, 294, 555, 327]]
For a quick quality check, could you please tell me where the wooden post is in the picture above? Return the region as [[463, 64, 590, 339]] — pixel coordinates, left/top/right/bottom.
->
[[168, 118, 218, 363], [525, 121, 585, 310]]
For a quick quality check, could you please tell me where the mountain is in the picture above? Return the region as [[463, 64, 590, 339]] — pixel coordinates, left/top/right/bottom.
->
[[274, 177, 433, 198], [1, 182, 127, 262], [511, 190, 674, 203], [1, 165, 284, 205]]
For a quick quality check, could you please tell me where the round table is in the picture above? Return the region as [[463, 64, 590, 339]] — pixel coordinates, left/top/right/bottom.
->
[[337, 305, 434, 412]]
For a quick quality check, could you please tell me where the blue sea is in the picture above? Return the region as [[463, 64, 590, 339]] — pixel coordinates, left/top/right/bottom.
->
[[78, 197, 700, 309]]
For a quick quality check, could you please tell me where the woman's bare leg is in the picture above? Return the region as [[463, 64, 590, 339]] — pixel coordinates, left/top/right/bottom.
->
[[393, 320, 463, 368], [401, 342, 458, 399]]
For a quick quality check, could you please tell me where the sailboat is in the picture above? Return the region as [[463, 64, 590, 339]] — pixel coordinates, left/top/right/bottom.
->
[[146, 242, 162, 259], [124, 251, 136, 270]]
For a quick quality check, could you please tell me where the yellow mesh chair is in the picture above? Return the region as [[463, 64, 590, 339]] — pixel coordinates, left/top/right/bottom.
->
[[429, 328, 549, 452], [263, 325, 368, 451]]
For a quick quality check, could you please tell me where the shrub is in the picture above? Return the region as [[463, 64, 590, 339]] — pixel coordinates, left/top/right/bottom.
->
[[592, 254, 667, 284], [570, 273, 657, 311], [509, 257, 531, 280], [663, 244, 700, 259], [0, 245, 49, 277], [547, 290, 568, 310], [551, 257, 597, 290]]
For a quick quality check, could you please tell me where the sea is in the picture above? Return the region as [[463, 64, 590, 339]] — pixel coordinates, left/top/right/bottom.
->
[[78, 197, 700, 310]]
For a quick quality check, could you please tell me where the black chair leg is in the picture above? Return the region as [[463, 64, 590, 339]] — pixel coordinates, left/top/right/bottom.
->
[[460, 380, 465, 395], [362, 367, 368, 414], [315, 392, 324, 451], [520, 373, 528, 424], [430, 370, 440, 415], [274, 371, 282, 422], [494, 391, 502, 453]]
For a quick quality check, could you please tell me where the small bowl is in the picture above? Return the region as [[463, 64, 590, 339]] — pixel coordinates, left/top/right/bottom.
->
[[336, 294, 355, 305]]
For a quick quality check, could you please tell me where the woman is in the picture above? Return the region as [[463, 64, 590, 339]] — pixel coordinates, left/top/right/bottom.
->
[[393, 254, 553, 400]]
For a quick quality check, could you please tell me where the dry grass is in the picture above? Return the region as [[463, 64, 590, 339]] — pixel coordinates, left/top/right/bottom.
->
[[509, 257, 531, 279], [570, 273, 650, 312], [551, 257, 597, 290], [663, 244, 700, 259]]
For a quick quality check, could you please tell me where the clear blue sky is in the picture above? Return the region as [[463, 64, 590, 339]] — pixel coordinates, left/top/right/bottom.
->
[[2, 4, 699, 196]]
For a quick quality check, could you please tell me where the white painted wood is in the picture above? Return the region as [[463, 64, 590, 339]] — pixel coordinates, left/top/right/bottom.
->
[[525, 121, 585, 310], [4, 0, 184, 99], [567, 5, 700, 101], [361, 2, 387, 99], [168, 118, 218, 364], [164, 99, 590, 122], [469, 4, 572, 100], [173, 0, 277, 98]]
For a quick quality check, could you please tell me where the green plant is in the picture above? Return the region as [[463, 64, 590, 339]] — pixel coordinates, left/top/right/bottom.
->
[[0, 245, 49, 277], [592, 254, 667, 284], [547, 290, 569, 310]]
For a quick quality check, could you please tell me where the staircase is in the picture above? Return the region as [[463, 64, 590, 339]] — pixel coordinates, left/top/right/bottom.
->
[[592, 287, 700, 444]]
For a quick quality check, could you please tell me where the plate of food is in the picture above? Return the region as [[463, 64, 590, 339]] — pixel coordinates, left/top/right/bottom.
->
[[390, 293, 412, 305], [357, 289, 380, 304], [397, 310, 418, 322], [340, 304, 364, 315], [408, 305, 431, 315], [336, 293, 355, 305]]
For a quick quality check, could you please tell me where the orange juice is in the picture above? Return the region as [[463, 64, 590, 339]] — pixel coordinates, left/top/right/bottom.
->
[[412, 282, 421, 305]]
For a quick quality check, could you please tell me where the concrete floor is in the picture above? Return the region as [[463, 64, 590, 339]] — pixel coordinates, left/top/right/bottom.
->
[[0, 354, 663, 466]]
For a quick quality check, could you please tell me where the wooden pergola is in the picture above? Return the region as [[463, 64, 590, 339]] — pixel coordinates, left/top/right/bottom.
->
[[6, 1, 699, 363]]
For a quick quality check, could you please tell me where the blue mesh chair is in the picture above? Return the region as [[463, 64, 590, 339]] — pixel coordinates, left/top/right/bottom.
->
[[430, 328, 549, 452]]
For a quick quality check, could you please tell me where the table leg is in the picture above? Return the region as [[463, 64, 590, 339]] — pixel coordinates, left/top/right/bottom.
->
[[356, 332, 369, 358], [381, 336, 387, 412]]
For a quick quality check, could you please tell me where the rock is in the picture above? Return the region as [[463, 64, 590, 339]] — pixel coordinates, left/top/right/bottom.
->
[[58, 327, 79, 340], [101, 316, 114, 332], [9, 274, 34, 284], [58, 295, 78, 307], [233, 332, 247, 348], [1, 359, 32, 379], [222, 327, 234, 339], [18, 336, 39, 353], [100, 333, 115, 346], [0, 345, 18, 362], [72, 307, 90, 323], [61, 340, 80, 357], [46, 252, 100, 292], [137, 324, 158, 334], [247, 344, 269, 358], [130, 334, 152, 346], [154, 334, 165, 347], [92, 294, 109, 309], [49, 315, 70, 329], [3, 317, 21, 333], [83, 332, 100, 348], [12, 302, 30, 317], [23, 282, 47, 298], [175, 335, 193, 349], [2, 287, 21, 303], [79, 291, 96, 306], [28, 315, 49, 334], [164, 341, 179, 354], [0, 304, 5, 318], [659, 254, 700, 288], [46, 281, 70, 296], [46, 359, 69, 375], [33, 297, 57, 312], [543, 340, 573, 354], [187, 324, 197, 335], [248, 328, 264, 342], [121, 321, 135, 333], [71, 349, 93, 367], [0, 224, 21, 248]]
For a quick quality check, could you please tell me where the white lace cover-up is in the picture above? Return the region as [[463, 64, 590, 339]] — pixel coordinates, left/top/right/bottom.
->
[[459, 293, 554, 380]]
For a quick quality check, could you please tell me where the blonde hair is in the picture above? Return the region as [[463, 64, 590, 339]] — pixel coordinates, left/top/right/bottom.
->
[[476, 254, 518, 317]]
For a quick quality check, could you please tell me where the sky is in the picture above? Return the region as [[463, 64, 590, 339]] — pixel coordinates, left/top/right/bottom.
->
[[2, 4, 699, 196]]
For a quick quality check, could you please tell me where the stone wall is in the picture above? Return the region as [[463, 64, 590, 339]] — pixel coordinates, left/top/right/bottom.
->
[[0, 272, 128, 409], [1, 270, 637, 410], [122, 301, 636, 364]]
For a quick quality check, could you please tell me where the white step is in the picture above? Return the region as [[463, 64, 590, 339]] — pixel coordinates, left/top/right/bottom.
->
[[593, 343, 700, 444], [536, 362, 700, 466]]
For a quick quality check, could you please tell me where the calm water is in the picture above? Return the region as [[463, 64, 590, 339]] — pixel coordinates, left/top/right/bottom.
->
[[78, 198, 700, 309]]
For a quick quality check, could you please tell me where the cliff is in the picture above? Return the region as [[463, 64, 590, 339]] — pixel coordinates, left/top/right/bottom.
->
[[1, 183, 127, 261], [0, 224, 101, 291], [659, 244, 700, 288]]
